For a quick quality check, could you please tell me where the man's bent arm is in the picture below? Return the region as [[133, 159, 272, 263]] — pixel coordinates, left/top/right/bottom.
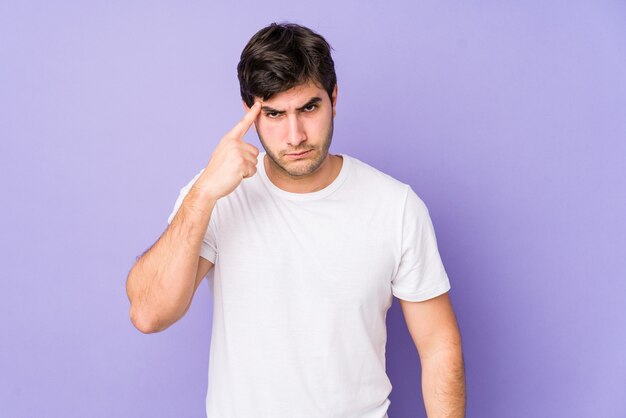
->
[[399, 293, 466, 418], [126, 188, 216, 334], [125, 100, 260, 333]]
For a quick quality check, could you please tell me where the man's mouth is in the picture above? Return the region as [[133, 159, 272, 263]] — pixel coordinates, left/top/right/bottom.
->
[[285, 149, 312, 158]]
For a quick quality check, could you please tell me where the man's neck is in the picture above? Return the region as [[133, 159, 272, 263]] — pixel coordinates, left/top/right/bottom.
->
[[264, 154, 343, 194]]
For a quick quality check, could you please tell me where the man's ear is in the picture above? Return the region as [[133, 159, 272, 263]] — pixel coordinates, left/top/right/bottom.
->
[[331, 84, 338, 117]]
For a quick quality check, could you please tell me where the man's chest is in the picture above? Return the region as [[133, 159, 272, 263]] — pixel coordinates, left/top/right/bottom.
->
[[213, 200, 397, 309]]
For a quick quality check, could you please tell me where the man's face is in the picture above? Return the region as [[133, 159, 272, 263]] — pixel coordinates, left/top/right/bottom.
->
[[248, 80, 337, 178]]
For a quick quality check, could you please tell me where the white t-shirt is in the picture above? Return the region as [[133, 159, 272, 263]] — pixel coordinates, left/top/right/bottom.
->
[[167, 152, 451, 418]]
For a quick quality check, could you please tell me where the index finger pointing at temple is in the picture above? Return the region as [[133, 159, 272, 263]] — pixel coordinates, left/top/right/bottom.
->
[[229, 101, 262, 140]]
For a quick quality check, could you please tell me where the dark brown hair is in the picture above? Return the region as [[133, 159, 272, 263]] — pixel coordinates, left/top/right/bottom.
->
[[237, 23, 337, 107]]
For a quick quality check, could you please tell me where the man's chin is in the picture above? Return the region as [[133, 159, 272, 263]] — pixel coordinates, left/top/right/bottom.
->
[[278, 162, 317, 177], [277, 153, 324, 177]]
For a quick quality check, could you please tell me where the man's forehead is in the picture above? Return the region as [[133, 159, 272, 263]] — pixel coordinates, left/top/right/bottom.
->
[[257, 81, 327, 107]]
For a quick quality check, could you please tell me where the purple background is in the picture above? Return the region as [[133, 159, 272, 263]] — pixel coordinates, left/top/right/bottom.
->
[[2, 1, 625, 417]]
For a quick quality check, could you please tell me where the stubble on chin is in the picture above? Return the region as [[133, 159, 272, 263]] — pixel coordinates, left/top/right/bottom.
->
[[265, 148, 323, 178]]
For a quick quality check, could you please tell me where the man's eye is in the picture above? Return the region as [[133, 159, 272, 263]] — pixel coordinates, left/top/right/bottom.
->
[[265, 112, 280, 119], [303, 104, 317, 112]]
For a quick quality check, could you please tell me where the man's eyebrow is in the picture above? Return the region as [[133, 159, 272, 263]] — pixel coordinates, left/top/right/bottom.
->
[[260, 105, 284, 114], [261, 97, 322, 114], [296, 97, 322, 111]]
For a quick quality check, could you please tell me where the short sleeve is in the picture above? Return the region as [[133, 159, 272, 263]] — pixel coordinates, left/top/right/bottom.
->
[[391, 186, 451, 302], [167, 168, 218, 263]]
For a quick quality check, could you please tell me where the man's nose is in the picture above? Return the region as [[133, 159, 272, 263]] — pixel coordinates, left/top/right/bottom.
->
[[286, 114, 306, 146]]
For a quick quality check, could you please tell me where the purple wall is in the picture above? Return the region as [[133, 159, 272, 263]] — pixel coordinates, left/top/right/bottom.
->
[[2, 1, 625, 417]]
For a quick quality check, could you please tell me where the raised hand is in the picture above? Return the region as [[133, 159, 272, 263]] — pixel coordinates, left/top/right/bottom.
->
[[191, 102, 262, 202]]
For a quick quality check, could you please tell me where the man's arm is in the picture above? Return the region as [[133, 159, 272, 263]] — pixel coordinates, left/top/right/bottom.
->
[[125, 101, 261, 334], [399, 292, 466, 418], [125, 191, 216, 334]]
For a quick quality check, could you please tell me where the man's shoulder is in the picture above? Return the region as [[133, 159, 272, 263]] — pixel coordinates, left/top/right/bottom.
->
[[343, 153, 410, 196]]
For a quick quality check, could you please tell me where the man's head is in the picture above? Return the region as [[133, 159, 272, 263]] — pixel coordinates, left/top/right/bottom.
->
[[237, 23, 337, 108], [237, 23, 339, 179]]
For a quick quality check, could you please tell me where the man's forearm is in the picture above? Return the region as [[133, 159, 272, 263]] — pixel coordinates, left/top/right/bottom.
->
[[421, 346, 466, 418], [126, 188, 216, 333]]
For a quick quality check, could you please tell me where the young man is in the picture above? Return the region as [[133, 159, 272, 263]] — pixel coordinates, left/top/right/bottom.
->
[[126, 23, 466, 418]]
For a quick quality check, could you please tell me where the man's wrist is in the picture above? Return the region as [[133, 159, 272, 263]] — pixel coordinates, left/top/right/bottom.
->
[[185, 186, 218, 215]]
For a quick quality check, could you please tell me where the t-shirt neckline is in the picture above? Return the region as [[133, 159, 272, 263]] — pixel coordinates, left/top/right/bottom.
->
[[257, 151, 351, 201]]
